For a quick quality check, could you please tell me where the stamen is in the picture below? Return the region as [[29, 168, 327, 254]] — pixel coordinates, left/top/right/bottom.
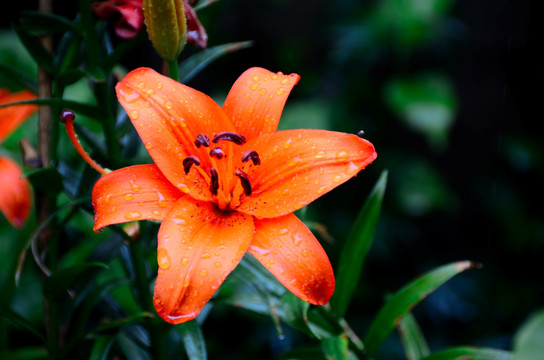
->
[[235, 169, 252, 196], [60, 109, 109, 176], [209, 147, 225, 159], [182, 155, 201, 174], [209, 168, 219, 195], [212, 132, 247, 145], [241, 150, 261, 166], [357, 130, 365, 138], [194, 133, 210, 148]]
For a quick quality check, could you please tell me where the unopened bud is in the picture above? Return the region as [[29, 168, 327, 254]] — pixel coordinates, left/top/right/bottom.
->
[[142, 0, 187, 61]]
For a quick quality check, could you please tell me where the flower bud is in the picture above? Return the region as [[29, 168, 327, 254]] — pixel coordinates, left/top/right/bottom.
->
[[142, 0, 187, 61]]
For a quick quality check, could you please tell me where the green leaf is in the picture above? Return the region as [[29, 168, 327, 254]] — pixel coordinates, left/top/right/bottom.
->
[[89, 335, 115, 360], [0, 347, 47, 360], [321, 334, 350, 360], [43, 262, 108, 300], [363, 261, 476, 357], [89, 312, 151, 335], [23, 167, 64, 195], [0, 304, 46, 342], [398, 312, 430, 360], [513, 308, 544, 360], [0, 62, 37, 93], [177, 320, 207, 360], [330, 170, 387, 318], [281, 291, 315, 338], [12, 25, 55, 74], [179, 41, 253, 83], [0, 97, 105, 119], [19, 11, 82, 36], [421, 346, 515, 360]]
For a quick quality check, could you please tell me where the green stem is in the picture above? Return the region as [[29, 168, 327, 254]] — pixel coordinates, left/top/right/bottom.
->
[[129, 239, 167, 360], [167, 59, 180, 82]]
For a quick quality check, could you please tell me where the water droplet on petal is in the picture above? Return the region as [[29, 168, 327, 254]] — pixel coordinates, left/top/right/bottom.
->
[[315, 151, 326, 159], [333, 174, 344, 183], [124, 211, 142, 220], [281, 78, 289, 85], [152, 209, 161, 217], [277, 88, 287, 95], [202, 253, 212, 259], [200, 269, 208, 276], [130, 110, 139, 119], [129, 180, 141, 192], [215, 262, 222, 268], [157, 248, 171, 269], [284, 138, 293, 149], [124, 193, 133, 201], [277, 228, 289, 236], [317, 186, 328, 194], [165, 100, 173, 109], [250, 83, 259, 90], [345, 161, 359, 176], [181, 257, 189, 265], [173, 218, 186, 226], [252, 75, 260, 82], [336, 150, 349, 161], [119, 88, 140, 103], [177, 184, 190, 193]]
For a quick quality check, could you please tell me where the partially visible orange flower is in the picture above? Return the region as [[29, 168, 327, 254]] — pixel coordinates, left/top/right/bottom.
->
[[0, 89, 36, 228], [91, 67, 377, 324]]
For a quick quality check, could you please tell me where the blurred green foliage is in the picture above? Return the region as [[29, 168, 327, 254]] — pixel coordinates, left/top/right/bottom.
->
[[1, 0, 542, 359]]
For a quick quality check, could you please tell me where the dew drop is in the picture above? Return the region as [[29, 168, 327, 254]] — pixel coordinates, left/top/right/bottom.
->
[[146, 89, 155, 96], [124, 211, 142, 220], [316, 186, 328, 194], [178, 184, 190, 193], [277, 228, 289, 236], [165, 100, 173, 109], [259, 88, 267, 95], [336, 150, 349, 161], [173, 218, 186, 226], [181, 257, 189, 266], [157, 82, 163, 89], [277, 88, 287, 95], [345, 161, 359, 175], [281, 78, 289, 85], [272, 145, 280, 152], [250, 83, 259, 90], [200, 269, 208, 276], [152, 209, 161, 217], [201, 253, 212, 259], [302, 249, 308, 257], [157, 248, 171, 269], [119, 88, 140, 103], [315, 150, 326, 159], [215, 262, 222, 268], [293, 234, 303, 246], [123, 193, 133, 201], [333, 174, 344, 183], [284, 138, 293, 149], [129, 180, 141, 192], [130, 110, 139, 119]]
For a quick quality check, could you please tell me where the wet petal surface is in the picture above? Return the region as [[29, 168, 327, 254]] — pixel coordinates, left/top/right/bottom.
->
[[0, 156, 31, 228], [249, 213, 335, 305], [153, 197, 254, 324], [92, 165, 182, 231]]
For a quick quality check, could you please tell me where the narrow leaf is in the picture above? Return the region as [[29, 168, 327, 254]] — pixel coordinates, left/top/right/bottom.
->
[[0, 62, 37, 93], [177, 320, 207, 360], [281, 291, 315, 338], [398, 312, 430, 360], [363, 261, 476, 357], [12, 25, 55, 74], [330, 170, 387, 318], [20, 11, 82, 36], [0, 304, 46, 342], [43, 262, 108, 300], [89, 312, 151, 335], [421, 346, 515, 360], [0, 98, 105, 120], [513, 308, 544, 360], [179, 41, 253, 83], [89, 335, 115, 360], [321, 334, 350, 360]]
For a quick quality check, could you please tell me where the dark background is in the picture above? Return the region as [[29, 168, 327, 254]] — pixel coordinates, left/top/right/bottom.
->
[[2, 0, 543, 358]]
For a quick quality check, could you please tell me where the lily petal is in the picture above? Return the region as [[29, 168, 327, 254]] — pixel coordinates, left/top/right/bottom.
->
[[92, 164, 182, 231], [116, 67, 235, 201], [222, 67, 300, 140], [0, 156, 31, 228], [249, 214, 334, 305], [154, 197, 254, 324], [236, 129, 377, 218], [0, 89, 37, 143]]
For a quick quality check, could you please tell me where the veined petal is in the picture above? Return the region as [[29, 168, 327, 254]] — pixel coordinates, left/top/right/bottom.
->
[[236, 129, 377, 218], [249, 214, 334, 305], [116, 67, 235, 202], [222, 67, 299, 140], [92, 164, 182, 231], [0, 156, 31, 228], [0, 89, 37, 143], [153, 197, 254, 324]]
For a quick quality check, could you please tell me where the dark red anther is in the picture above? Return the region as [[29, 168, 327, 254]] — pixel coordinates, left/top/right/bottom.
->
[[60, 109, 75, 123], [194, 133, 210, 148], [235, 169, 252, 196], [209, 168, 219, 195], [212, 132, 247, 145], [183, 155, 201, 174], [209, 147, 225, 159], [357, 130, 365, 138], [241, 150, 261, 166]]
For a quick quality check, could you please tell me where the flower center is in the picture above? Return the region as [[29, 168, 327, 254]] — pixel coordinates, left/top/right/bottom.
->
[[183, 132, 260, 211]]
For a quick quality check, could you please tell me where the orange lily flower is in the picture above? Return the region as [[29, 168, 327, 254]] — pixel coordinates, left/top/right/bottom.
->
[[91, 67, 377, 324], [0, 89, 36, 228]]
